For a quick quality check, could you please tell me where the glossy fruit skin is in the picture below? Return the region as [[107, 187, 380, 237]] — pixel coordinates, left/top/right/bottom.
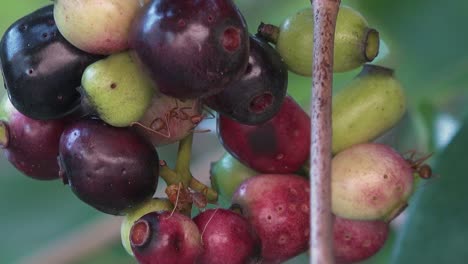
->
[[232, 174, 310, 263], [276, 6, 378, 75], [58, 118, 159, 215], [121, 198, 173, 256], [333, 216, 389, 264], [0, 95, 66, 180], [332, 143, 413, 221], [54, 0, 149, 55], [204, 35, 287, 125], [131, 211, 203, 264], [0, 5, 102, 120], [332, 65, 406, 154], [134, 93, 202, 146], [81, 52, 154, 127], [193, 209, 260, 264], [129, 0, 249, 99], [218, 96, 310, 173]]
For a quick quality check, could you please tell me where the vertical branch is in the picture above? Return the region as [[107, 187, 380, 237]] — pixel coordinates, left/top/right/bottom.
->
[[310, 0, 340, 263]]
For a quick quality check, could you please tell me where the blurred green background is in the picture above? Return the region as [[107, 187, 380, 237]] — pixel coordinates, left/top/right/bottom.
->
[[1, 0, 467, 263]]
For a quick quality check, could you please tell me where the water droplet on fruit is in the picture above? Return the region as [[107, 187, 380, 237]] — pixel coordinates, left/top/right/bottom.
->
[[222, 27, 241, 52], [276, 153, 284, 160], [301, 203, 309, 213], [42, 32, 48, 38]]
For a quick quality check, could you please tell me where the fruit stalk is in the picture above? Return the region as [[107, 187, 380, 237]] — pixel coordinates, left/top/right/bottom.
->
[[310, 0, 340, 263]]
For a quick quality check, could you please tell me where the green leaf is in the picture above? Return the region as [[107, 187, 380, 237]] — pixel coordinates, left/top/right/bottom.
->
[[391, 117, 468, 263]]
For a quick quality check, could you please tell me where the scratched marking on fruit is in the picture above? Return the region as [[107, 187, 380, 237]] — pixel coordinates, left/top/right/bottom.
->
[[133, 95, 203, 146]]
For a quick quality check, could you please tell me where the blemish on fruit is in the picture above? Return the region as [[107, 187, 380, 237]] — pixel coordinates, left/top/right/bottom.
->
[[130, 219, 151, 248], [177, 19, 186, 28], [278, 234, 288, 245], [222, 27, 241, 52], [110, 82, 117, 89], [250, 93, 273, 113]]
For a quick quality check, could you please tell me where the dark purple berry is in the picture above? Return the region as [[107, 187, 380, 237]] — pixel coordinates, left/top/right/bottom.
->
[[131, 211, 203, 264], [129, 0, 249, 99], [218, 96, 310, 173], [58, 118, 158, 215], [204, 35, 287, 125], [0, 95, 66, 180], [193, 209, 260, 264], [0, 5, 102, 120]]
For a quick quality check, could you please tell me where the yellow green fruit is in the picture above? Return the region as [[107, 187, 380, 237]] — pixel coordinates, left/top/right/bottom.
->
[[81, 52, 154, 127], [121, 198, 173, 256], [274, 5, 379, 75], [332, 64, 406, 154], [331, 143, 413, 221]]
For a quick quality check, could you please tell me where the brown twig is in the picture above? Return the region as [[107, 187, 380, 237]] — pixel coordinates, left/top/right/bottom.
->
[[310, 0, 340, 263]]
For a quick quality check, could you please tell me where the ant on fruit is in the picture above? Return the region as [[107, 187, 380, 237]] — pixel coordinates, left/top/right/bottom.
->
[[403, 150, 434, 180]]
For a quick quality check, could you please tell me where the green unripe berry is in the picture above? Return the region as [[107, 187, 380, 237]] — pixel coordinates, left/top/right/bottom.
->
[[210, 152, 258, 200], [81, 52, 154, 127], [332, 64, 406, 154], [121, 198, 173, 256], [259, 6, 379, 75]]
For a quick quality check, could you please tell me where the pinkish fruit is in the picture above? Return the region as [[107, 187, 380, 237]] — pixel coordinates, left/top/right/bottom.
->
[[332, 143, 413, 221], [193, 209, 260, 264], [232, 174, 310, 263], [131, 211, 203, 264], [333, 216, 389, 264]]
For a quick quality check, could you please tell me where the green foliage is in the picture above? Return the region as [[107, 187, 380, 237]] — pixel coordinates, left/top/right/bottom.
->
[[391, 117, 468, 263]]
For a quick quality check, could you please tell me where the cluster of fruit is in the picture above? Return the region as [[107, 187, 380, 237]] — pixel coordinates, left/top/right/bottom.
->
[[0, 0, 432, 263]]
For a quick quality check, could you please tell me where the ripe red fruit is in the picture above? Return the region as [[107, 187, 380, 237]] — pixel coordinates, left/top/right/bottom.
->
[[131, 211, 203, 264], [58, 118, 159, 215], [218, 96, 310, 173], [333, 216, 389, 263], [232, 174, 310, 263], [129, 0, 249, 98], [193, 209, 260, 264], [0, 96, 66, 180]]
